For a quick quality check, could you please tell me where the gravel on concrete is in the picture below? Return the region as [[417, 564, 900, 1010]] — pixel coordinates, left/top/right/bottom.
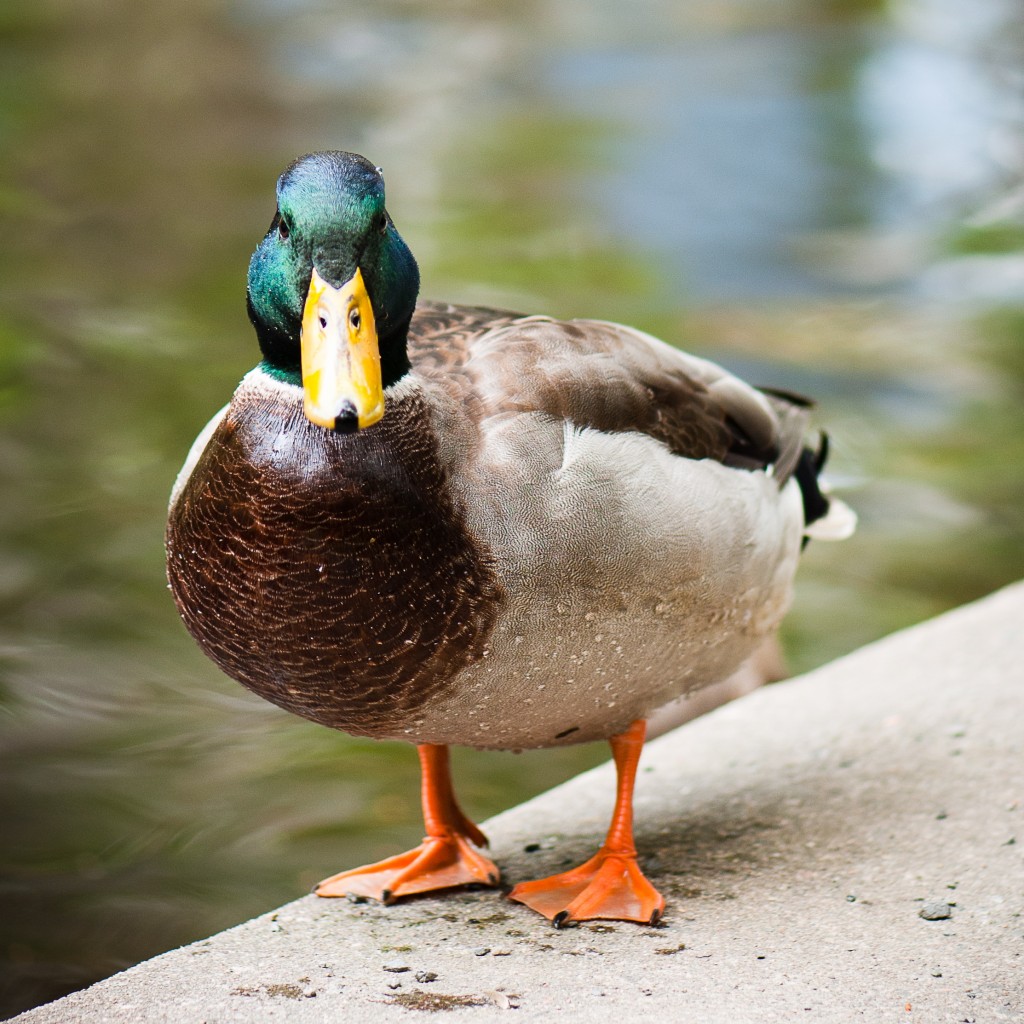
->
[[9, 582, 1024, 1024]]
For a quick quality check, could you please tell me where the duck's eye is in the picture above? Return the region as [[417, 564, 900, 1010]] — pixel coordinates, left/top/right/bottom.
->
[[349, 308, 361, 331], [278, 216, 290, 241], [377, 212, 388, 235]]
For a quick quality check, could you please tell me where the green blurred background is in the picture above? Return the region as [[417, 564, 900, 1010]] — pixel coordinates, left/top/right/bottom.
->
[[1, 0, 1022, 1016]]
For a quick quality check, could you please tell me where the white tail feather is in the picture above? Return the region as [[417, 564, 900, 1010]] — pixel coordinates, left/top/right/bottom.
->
[[805, 495, 857, 541]]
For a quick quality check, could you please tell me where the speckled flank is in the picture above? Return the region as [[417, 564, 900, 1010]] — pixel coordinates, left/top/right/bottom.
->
[[411, 417, 805, 749]]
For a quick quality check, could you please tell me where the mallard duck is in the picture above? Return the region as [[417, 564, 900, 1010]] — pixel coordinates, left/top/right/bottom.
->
[[166, 151, 853, 927]]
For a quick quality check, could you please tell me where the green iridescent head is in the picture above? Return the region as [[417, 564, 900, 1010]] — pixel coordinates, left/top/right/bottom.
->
[[246, 152, 420, 423]]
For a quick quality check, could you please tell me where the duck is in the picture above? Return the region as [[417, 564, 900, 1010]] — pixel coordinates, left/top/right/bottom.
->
[[166, 151, 854, 928]]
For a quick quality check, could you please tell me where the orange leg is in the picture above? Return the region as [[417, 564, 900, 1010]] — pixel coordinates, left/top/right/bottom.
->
[[315, 744, 500, 903], [508, 720, 665, 927]]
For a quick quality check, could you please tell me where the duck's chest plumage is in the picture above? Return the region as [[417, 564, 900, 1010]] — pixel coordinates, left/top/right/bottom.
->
[[166, 370, 503, 738]]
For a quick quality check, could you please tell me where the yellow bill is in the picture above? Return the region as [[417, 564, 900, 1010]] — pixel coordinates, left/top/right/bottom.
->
[[300, 266, 383, 431]]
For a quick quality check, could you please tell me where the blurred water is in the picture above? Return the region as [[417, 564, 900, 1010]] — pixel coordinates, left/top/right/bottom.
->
[[1, 0, 1022, 1016]]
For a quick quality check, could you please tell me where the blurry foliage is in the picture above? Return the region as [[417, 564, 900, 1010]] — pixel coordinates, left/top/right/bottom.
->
[[944, 221, 1024, 257], [422, 115, 660, 320]]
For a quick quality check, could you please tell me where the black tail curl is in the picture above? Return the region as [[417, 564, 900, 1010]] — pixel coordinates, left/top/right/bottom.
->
[[795, 432, 831, 546]]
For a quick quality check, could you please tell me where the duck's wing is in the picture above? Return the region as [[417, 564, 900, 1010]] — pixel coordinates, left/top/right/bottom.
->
[[454, 313, 808, 485], [408, 306, 846, 530]]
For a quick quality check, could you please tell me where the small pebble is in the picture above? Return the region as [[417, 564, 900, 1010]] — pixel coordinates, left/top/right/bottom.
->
[[386, 980, 402, 990], [383, 960, 410, 973], [415, 971, 438, 983], [302, 989, 317, 999], [931, 968, 942, 977], [919, 902, 952, 921], [492, 949, 512, 956], [485, 991, 518, 1009], [473, 947, 491, 956], [846, 895, 857, 903]]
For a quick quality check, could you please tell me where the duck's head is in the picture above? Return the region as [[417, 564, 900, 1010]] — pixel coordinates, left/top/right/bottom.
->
[[246, 151, 420, 432]]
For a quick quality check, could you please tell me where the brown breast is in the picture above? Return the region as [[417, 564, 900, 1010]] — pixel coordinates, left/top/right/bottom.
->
[[165, 382, 503, 737]]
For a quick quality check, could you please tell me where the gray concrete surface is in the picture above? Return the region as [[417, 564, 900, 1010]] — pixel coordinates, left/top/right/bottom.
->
[[11, 583, 1023, 1023]]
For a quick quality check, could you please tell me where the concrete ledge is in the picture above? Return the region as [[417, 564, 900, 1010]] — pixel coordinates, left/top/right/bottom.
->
[[11, 584, 1024, 1023]]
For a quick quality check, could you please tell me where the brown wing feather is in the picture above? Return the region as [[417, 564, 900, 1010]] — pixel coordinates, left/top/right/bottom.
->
[[760, 390, 814, 486], [408, 300, 521, 375], [407, 303, 812, 485]]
